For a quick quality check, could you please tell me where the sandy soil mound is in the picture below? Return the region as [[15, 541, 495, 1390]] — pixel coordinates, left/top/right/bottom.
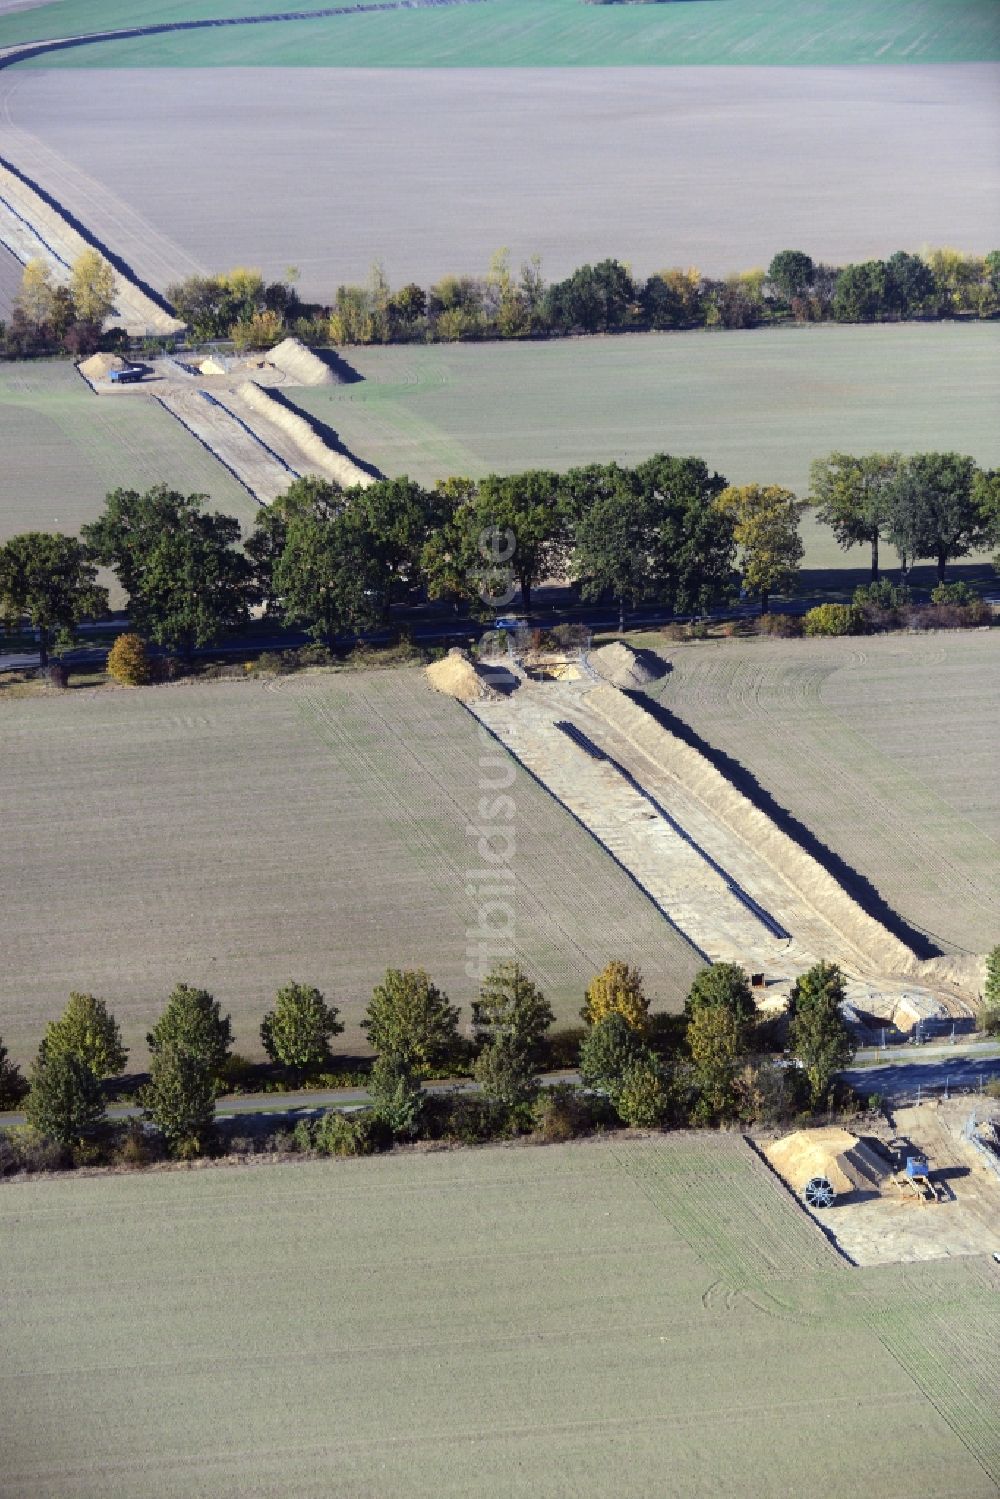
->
[[425, 649, 497, 703], [78, 352, 127, 379], [765, 1128, 890, 1197], [235, 381, 371, 489], [589, 641, 659, 690], [265, 337, 335, 385]]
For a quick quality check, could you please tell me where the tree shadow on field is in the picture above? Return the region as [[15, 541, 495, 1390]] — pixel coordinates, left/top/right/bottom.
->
[[624, 690, 942, 961], [798, 560, 997, 602]]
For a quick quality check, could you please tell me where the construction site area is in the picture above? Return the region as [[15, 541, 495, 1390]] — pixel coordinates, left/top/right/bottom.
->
[[75, 338, 372, 501], [428, 638, 982, 1032], [759, 1101, 1000, 1266]]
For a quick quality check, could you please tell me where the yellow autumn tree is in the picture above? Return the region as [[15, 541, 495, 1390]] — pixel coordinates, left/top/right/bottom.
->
[[16, 257, 57, 326], [70, 249, 116, 325], [715, 483, 805, 612], [581, 961, 650, 1034], [106, 632, 151, 686]]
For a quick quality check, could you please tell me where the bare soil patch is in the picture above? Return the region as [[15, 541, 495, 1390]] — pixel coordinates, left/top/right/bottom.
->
[[1, 65, 996, 295]]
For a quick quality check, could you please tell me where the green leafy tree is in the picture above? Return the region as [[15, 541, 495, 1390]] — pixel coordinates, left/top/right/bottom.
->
[[686, 1004, 747, 1122], [41, 992, 127, 1079], [260, 983, 344, 1077], [25, 1051, 105, 1146], [715, 483, 804, 612], [367, 1053, 425, 1138], [0, 1035, 28, 1108], [425, 471, 567, 613], [888, 453, 991, 582], [884, 251, 935, 318], [246, 477, 340, 614], [83, 486, 251, 658], [0, 532, 108, 667], [147, 983, 232, 1076], [615, 1057, 670, 1128], [766, 250, 815, 303], [471, 962, 554, 1061], [572, 455, 733, 627], [684, 964, 754, 1028], [472, 1036, 538, 1110], [362, 969, 461, 1073], [833, 260, 890, 322], [810, 452, 902, 580], [578, 1012, 648, 1094], [582, 961, 650, 1033], [787, 961, 856, 1104], [142, 1041, 215, 1156], [981, 946, 1000, 1036], [543, 259, 635, 334]]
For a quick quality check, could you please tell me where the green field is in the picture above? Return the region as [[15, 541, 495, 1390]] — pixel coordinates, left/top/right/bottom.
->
[[0, 668, 700, 1067], [2, 1136, 998, 1497], [0, 362, 258, 544], [3, 0, 998, 66], [643, 631, 1000, 957], [293, 324, 1000, 580]]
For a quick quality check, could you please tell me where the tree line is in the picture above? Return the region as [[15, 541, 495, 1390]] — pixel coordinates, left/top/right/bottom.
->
[[0, 955, 865, 1172], [162, 246, 1000, 349], [1, 450, 997, 665]]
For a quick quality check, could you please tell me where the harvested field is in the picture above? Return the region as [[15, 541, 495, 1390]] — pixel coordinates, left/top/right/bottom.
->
[[290, 323, 1000, 498], [0, 668, 701, 1067], [2, 1137, 998, 1498], [641, 632, 1000, 958], [1, 0, 996, 65], [0, 359, 258, 544], [1, 67, 997, 294], [0, 240, 21, 316]]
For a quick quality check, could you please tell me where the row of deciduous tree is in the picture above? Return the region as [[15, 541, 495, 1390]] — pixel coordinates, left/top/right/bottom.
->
[[0, 957, 860, 1166], [162, 247, 1000, 350], [1, 449, 996, 664]]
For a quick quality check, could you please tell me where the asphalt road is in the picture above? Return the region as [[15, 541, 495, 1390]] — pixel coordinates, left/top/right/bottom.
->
[[2, 1046, 997, 1131]]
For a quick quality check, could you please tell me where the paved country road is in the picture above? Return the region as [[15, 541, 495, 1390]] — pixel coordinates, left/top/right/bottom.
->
[[2, 1048, 998, 1131]]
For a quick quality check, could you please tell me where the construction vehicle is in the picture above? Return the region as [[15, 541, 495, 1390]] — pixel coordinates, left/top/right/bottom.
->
[[887, 1152, 947, 1204]]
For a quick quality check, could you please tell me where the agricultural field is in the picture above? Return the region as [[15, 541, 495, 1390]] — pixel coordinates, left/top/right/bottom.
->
[[642, 631, 1000, 958], [2, 66, 997, 293], [0, 668, 701, 1068], [1, 0, 997, 66], [2, 1136, 998, 1498], [0, 243, 22, 320], [290, 324, 1000, 574], [0, 361, 258, 543]]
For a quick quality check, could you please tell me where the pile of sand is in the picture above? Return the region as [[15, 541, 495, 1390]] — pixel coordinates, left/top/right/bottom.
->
[[78, 352, 127, 380], [589, 641, 658, 690], [765, 1128, 890, 1197], [198, 355, 228, 376], [265, 337, 335, 386], [425, 649, 496, 703]]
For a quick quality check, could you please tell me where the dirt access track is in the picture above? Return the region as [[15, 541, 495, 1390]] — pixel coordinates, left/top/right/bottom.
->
[[470, 672, 981, 1023]]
